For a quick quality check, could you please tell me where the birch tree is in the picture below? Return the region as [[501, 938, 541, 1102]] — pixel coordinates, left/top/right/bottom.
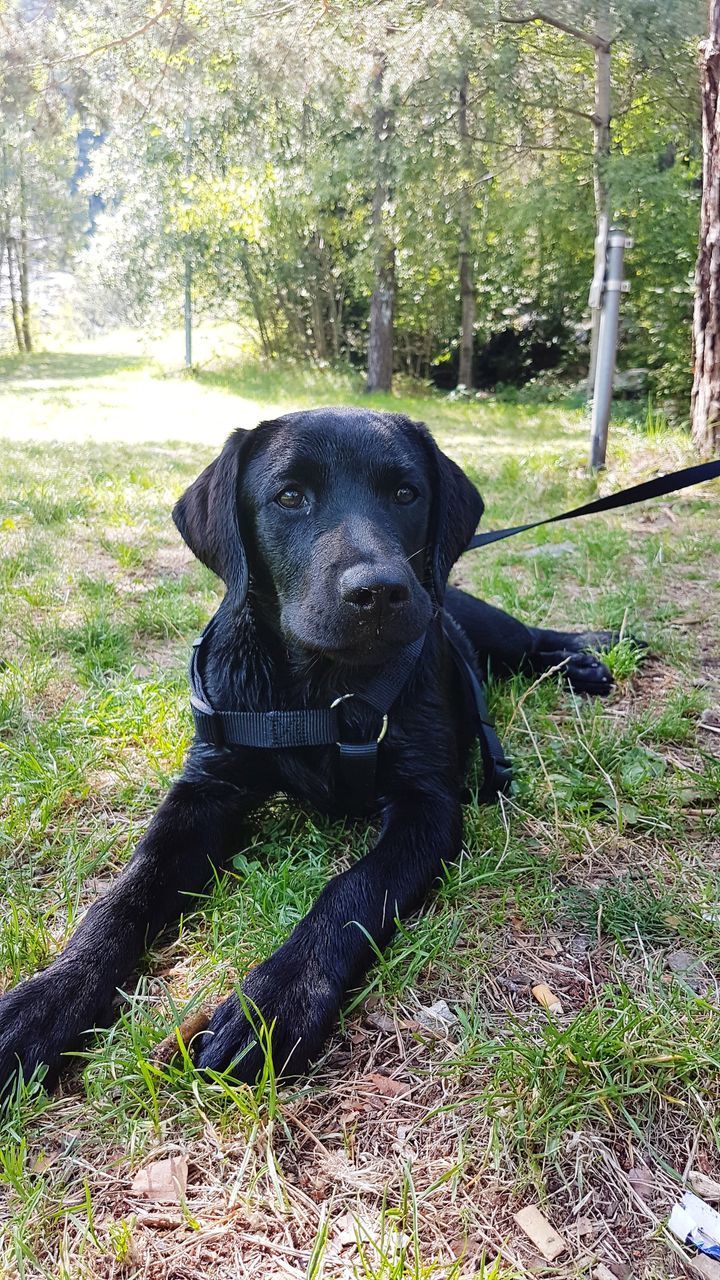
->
[[692, 0, 720, 455]]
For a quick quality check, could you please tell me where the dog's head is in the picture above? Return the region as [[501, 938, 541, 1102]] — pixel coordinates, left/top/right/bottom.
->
[[173, 408, 483, 665]]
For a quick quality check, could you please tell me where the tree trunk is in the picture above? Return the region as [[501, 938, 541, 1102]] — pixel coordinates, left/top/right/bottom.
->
[[457, 68, 476, 390], [239, 248, 273, 358], [587, 0, 611, 397], [366, 50, 395, 394], [692, 0, 720, 456], [318, 236, 342, 359], [310, 232, 329, 361], [311, 288, 328, 361], [18, 167, 32, 353], [6, 235, 25, 353]]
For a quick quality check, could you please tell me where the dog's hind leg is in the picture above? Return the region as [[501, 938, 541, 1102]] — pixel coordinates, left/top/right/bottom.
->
[[444, 585, 615, 695], [0, 771, 256, 1095]]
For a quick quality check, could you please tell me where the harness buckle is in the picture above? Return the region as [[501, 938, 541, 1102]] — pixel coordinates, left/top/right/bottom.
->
[[330, 693, 389, 745]]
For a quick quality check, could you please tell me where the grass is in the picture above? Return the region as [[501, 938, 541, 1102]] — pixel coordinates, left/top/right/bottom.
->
[[0, 332, 719, 1277]]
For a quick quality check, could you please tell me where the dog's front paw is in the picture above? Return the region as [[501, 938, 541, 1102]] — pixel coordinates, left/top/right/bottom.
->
[[0, 965, 92, 1096], [571, 628, 621, 652], [564, 651, 614, 696], [194, 951, 340, 1083]]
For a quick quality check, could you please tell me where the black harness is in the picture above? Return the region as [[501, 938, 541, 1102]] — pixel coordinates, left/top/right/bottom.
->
[[190, 611, 511, 814], [188, 458, 720, 815]]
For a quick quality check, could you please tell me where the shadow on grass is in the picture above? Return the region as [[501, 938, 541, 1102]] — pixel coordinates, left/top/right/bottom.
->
[[195, 360, 367, 406], [193, 358, 605, 444], [194, 360, 515, 437], [0, 351, 149, 389]]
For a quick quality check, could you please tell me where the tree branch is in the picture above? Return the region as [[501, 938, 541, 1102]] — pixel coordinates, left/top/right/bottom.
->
[[522, 97, 599, 123], [19, 0, 178, 70], [498, 10, 612, 52]]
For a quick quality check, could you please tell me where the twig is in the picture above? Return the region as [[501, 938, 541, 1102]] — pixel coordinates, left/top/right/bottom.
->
[[497, 9, 612, 52]]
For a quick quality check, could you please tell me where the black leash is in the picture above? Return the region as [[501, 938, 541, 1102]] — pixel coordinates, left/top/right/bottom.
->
[[466, 459, 720, 550]]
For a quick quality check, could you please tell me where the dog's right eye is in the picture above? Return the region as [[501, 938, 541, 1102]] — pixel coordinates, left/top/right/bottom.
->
[[275, 487, 306, 509]]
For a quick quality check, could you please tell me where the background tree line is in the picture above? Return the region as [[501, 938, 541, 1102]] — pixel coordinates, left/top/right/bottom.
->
[[0, 1, 705, 408]]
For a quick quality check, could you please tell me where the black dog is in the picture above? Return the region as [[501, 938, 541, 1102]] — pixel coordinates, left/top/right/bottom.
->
[[0, 408, 616, 1092]]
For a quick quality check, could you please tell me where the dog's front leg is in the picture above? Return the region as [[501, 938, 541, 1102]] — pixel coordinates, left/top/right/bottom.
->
[[195, 789, 463, 1081], [0, 775, 254, 1093]]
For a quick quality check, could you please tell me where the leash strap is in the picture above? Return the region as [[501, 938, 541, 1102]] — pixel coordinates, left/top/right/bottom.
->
[[466, 459, 720, 550]]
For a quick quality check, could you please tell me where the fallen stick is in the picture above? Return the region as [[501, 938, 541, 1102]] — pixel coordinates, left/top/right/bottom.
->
[[151, 1005, 212, 1065]]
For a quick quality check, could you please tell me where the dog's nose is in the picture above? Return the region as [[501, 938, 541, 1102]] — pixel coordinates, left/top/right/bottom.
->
[[339, 566, 411, 615]]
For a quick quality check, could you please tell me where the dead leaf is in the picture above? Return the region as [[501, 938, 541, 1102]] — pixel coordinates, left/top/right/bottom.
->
[[628, 1163, 653, 1199], [690, 1171, 720, 1202], [365, 1011, 397, 1033], [130, 1154, 189, 1204], [335, 1213, 358, 1248], [358, 1072, 411, 1098], [513, 1205, 567, 1261], [531, 983, 563, 1015]]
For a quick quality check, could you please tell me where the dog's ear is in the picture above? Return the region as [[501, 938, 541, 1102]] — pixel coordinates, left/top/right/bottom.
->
[[418, 427, 484, 603], [172, 429, 253, 605]]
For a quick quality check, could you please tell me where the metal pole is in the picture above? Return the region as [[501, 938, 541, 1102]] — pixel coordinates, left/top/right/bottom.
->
[[589, 226, 630, 470], [586, 213, 608, 400], [183, 117, 192, 369]]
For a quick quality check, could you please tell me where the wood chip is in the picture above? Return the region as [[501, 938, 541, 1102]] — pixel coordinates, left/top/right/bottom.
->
[[151, 1007, 212, 1065], [531, 983, 563, 1015], [593, 1266, 620, 1280], [690, 1172, 720, 1202], [513, 1205, 567, 1261], [130, 1154, 189, 1204]]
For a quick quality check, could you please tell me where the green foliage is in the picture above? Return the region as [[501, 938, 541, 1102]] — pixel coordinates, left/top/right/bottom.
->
[[0, 0, 701, 402]]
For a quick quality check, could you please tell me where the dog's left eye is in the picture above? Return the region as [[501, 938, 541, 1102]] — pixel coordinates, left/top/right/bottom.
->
[[394, 485, 418, 505], [275, 488, 306, 509]]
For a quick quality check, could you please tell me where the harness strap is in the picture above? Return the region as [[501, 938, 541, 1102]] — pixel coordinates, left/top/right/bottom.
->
[[441, 617, 512, 800], [466, 458, 720, 551], [190, 629, 425, 751], [189, 624, 428, 812], [191, 700, 339, 748], [338, 742, 381, 815]]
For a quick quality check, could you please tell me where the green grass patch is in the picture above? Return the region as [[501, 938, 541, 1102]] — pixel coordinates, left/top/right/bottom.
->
[[0, 342, 718, 1277]]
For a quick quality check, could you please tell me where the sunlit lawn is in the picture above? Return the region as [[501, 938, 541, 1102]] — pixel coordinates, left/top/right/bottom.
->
[[0, 335, 719, 1277]]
